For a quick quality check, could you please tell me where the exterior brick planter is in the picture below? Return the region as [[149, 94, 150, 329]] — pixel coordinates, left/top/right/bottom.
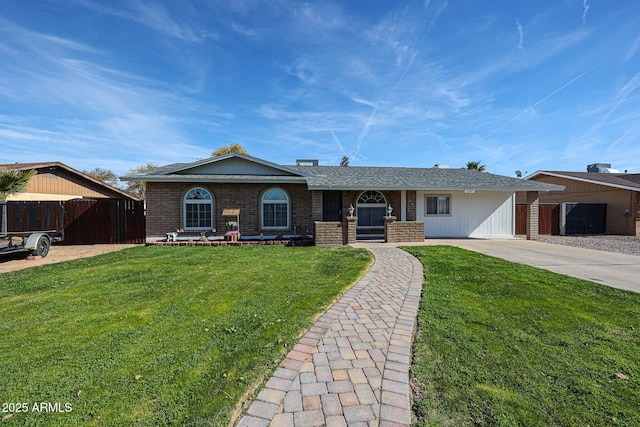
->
[[147, 238, 313, 247]]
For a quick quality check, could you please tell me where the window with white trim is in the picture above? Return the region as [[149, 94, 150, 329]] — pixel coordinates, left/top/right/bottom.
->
[[425, 195, 451, 215], [357, 190, 387, 228], [262, 188, 289, 229], [184, 187, 213, 229]]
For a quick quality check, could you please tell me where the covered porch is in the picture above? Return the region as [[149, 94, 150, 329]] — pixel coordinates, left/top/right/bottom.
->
[[312, 189, 543, 245]]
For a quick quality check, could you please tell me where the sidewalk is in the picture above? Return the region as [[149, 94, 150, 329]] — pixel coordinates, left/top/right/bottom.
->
[[237, 247, 423, 426]]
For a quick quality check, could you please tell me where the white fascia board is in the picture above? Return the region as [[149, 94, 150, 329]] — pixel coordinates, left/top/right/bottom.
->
[[306, 184, 562, 191], [132, 175, 308, 184], [527, 171, 638, 192]]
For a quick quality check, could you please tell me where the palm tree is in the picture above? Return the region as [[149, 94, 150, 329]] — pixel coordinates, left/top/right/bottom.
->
[[466, 161, 486, 172], [1, 168, 37, 236]]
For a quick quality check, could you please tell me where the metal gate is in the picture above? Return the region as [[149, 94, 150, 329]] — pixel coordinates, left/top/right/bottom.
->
[[322, 191, 343, 222], [565, 203, 606, 234]]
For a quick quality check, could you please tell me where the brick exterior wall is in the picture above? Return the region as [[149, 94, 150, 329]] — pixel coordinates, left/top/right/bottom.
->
[[341, 190, 402, 234], [341, 191, 401, 218], [147, 183, 423, 242], [313, 217, 357, 245], [526, 191, 539, 240], [634, 191, 640, 236], [145, 182, 313, 238], [384, 216, 425, 243], [311, 190, 323, 221], [314, 221, 343, 245]]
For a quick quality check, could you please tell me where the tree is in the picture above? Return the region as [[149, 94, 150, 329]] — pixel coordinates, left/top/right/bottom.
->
[[123, 162, 157, 199], [340, 156, 350, 167], [1, 168, 37, 236], [83, 167, 120, 188], [466, 161, 486, 172], [211, 143, 248, 157]]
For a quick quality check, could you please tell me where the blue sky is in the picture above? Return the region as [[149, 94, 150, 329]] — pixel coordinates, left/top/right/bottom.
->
[[1, 1, 640, 177]]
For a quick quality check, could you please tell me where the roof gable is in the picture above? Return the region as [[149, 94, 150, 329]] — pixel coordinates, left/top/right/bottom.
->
[[527, 171, 640, 192], [148, 153, 305, 177], [0, 161, 138, 200]]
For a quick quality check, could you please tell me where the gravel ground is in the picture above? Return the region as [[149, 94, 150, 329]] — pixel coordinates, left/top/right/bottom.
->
[[538, 235, 640, 257]]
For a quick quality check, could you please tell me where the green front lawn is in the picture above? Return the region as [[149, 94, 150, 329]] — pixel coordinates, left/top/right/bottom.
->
[[406, 246, 640, 427], [0, 246, 371, 426]]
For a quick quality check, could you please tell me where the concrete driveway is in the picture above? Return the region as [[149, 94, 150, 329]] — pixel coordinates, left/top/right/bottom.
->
[[354, 239, 640, 294], [0, 244, 139, 273]]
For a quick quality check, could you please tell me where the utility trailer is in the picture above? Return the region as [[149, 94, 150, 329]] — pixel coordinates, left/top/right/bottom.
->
[[0, 232, 59, 257], [0, 201, 65, 258]]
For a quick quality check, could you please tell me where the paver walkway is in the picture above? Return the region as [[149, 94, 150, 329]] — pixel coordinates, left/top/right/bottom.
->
[[237, 247, 423, 427]]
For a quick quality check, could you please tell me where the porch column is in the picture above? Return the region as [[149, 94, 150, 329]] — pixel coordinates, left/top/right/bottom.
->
[[384, 215, 397, 243], [526, 191, 539, 240], [344, 216, 357, 244], [401, 191, 407, 221], [407, 191, 417, 221]]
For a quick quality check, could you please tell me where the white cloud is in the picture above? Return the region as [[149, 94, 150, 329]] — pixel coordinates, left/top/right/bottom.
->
[[516, 21, 524, 50], [626, 36, 640, 61], [595, 72, 640, 130], [582, 0, 590, 24], [72, 0, 215, 42]]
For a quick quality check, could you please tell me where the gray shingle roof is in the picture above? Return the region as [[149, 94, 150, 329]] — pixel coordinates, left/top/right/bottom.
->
[[122, 154, 563, 192], [286, 165, 562, 191], [531, 171, 640, 191]]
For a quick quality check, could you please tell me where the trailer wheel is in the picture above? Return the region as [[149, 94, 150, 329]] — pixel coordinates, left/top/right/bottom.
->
[[32, 235, 51, 258]]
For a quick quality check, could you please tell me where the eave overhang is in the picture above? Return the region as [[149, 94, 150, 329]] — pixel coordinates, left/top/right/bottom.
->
[[527, 171, 640, 192], [124, 174, 308, 184], [305, 184, 564, 191]]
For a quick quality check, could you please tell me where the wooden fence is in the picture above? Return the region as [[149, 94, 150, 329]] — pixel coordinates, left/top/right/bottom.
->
[[515, 204, 560, 235], [1, 199, 145, 244]]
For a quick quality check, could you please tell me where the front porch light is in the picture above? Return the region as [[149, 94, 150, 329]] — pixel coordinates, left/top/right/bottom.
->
[[387, 204, 393, 217], [348, 204, 355, 217]]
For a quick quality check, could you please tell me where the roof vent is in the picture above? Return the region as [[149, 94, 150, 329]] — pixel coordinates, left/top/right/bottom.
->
[[587, 163, 619, 173], [434, 164, 449, 169], [296, 159, 319, 166]]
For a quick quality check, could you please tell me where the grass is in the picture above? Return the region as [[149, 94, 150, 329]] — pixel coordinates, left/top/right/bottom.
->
[[0, 245, 371, 426], [405, 246, 640, 427]]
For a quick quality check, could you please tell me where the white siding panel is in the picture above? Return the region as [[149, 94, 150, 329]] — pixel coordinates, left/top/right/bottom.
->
[[417, 191, 514, 237]]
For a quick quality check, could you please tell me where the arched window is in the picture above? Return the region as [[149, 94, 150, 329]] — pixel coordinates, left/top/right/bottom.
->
[[184, 187, 213, 230], [357, 190, 387, 228], [262, 188, 289, 229]]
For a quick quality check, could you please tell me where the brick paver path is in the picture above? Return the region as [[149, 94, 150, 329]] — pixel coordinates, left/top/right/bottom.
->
[[237, 247, 423, 427]]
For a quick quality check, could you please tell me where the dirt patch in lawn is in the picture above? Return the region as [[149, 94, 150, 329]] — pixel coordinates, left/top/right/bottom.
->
[[0, 244, 140, 273]]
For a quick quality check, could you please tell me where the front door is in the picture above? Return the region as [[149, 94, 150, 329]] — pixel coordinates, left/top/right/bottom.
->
[[323, 191, 342, 221]]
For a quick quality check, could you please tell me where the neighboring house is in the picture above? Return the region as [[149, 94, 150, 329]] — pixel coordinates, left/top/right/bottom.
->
[[521, 165, 640, 236], [0, 162, 144, 244], [122, 153, 563, 243], [0, 162, 136, 201]]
